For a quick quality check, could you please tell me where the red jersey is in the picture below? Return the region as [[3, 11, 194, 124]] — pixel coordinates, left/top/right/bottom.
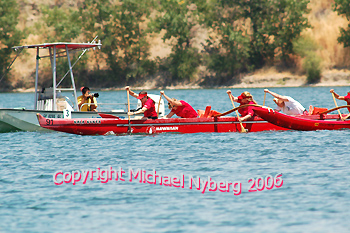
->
[[143, 98, 157, 118], [171, 100, 198, 118], [237, 100, 255, 117]]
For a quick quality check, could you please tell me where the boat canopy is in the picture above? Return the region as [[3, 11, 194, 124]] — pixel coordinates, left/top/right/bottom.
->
[[13, 42, 102, 51], [12, 40, 102, 111]]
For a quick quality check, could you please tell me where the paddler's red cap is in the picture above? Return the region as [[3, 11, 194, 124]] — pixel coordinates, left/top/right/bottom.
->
[[237, 94, 247, 100], [137, 93, 147, 99], [345, 92, 350, 100]]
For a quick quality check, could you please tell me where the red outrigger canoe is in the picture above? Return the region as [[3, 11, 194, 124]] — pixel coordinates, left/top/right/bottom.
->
[[253, 106, 350, 131], [36, 109, 289, 135], [37, 104, 350, 135]]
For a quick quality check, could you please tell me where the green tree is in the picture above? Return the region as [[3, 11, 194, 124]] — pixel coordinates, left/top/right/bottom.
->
[[203, 0, 310, 81], [149, 0, 203, 82], [334, 0, 350, 47], [0, 0, 25, 88], [232, 0, 310, 67], [234, 0, 273, 68], [202, 0, 251, 82], [80, 0, 154, 85], [37, 6, 82, 42], [36, 5, 86, 87], [268, 0, 310, 65]]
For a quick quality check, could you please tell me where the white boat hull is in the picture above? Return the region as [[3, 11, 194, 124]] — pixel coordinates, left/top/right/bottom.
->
[[0, 109, 128, 133]]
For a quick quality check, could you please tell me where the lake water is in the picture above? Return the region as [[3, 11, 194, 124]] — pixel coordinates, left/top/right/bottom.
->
[[1, 87, 350, 232]]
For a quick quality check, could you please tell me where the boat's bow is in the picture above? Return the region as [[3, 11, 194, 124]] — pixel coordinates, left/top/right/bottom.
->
[[253, 107, 350, 131], [253, 107, 293, 129], [36, 113, 118, 135], [36, 113, 47, 127]]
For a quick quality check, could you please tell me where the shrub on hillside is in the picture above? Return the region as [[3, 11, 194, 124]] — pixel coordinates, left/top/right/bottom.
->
[[293, 37, 322, 84], [303, 54, 322, 84]]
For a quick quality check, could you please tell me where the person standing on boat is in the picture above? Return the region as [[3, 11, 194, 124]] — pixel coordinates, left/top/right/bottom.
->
[[160, 91, 198, 118], [330, 89, 350, 112], [78, 87, 98, 112], [126, 86, 158, 119], [226, 90, 257, 121], [264, 89, 306, 115]]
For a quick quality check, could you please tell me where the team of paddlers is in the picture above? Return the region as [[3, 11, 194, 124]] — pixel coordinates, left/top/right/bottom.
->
[[123, 86, 350, 121], [77, 85, 350, 121]]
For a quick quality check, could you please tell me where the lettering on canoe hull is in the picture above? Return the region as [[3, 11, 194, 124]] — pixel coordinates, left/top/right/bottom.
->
[[43, 114, 63, 119], [155, 126, 179, 131], [74, 120, 101, 124], [146, 126, 179, 134]]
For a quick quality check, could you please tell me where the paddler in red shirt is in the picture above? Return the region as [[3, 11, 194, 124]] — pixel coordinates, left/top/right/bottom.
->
[[126, 86, 158, 119], [330, 89, 350, 120], [160, 91, 198, 118], [330, 89, 350, 111], [226, 90, 257, 121]]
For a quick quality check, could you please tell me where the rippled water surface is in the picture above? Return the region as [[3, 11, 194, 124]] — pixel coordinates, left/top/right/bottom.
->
[[1, 87, 350, 232]]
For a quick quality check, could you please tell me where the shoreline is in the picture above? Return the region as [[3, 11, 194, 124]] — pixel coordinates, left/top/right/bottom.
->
[[6, 69, 350, 93]]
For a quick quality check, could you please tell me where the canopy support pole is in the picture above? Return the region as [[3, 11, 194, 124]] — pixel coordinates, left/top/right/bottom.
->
[[52, 46, 57, 111], [65, 45, 78, 111], [34, 47, 40, 110]]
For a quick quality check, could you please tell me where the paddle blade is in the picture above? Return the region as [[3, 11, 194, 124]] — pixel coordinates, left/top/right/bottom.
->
[[239, 122, 247, 133]]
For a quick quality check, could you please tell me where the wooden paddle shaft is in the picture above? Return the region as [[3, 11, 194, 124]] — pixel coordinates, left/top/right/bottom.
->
[[263, 92, 266, 106], [318, 105, 350, 115], [127, 90, 131, 133], [213, 104, 262, 117], [127, 90, 131, 121], [332, 93, 342, 119], [157, 95, 162, 118]]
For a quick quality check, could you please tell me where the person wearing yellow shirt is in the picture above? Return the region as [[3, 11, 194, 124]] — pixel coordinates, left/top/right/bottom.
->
[[77, 87, 98, 112]]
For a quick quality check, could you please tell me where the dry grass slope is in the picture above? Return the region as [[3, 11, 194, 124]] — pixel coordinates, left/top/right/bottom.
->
[[10, 0, 350, 89]]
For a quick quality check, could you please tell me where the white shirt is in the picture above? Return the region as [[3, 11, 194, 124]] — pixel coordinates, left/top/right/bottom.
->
[[276, 96, 305, 115]]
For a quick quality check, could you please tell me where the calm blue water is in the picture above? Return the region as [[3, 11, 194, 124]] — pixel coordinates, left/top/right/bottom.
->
[[1, 87, 350, 232]]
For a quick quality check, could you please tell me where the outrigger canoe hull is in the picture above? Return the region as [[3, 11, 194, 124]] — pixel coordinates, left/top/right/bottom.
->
[[36, 114, 289, 135], [253, 107, 350, 131], [0, 109, 128, 133]]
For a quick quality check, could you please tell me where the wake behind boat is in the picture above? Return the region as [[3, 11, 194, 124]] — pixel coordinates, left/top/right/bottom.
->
[[253, 106, 350, 131]]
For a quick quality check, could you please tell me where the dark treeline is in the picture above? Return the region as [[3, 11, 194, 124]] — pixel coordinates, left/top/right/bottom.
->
[[1, 0, 350, 89]]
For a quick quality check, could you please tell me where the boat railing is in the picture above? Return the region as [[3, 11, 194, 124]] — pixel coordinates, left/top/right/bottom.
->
[[80, 102, 138, 112], [37, 98, 74, 111]]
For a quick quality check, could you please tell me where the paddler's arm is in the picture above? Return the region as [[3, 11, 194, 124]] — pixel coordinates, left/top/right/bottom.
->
[[226, 90, 239, 102], [125, 86, 139, 98], [264, 89, 289, 102], [160, 91, 183, 107], [163, 111, 175, 119], [128, 107, 147, 116], [238, 114, 252, 122], [330, 89, 345, 100]]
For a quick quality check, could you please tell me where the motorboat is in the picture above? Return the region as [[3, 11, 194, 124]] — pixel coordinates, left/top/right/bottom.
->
[[0, 40, 164, 132]]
